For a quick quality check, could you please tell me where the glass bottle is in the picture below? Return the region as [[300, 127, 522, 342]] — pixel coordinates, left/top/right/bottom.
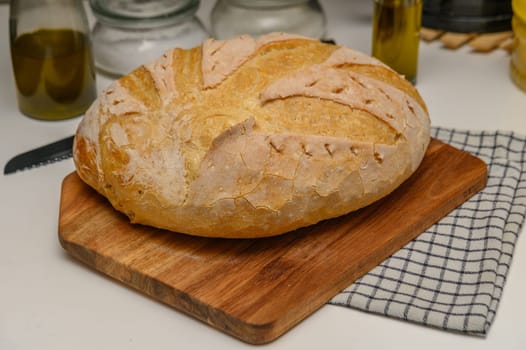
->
[[510, 0, 526, 92], [371, 0, 422, 84], [9, 0, 97, 121], [89, 0, 209, 77], [210, 0, 326, 40]]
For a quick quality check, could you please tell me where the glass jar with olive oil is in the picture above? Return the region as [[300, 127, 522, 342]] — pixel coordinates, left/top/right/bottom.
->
[[511, 0, 526, 92], [9, 0, 97, 121], [372, 0, 423, 84]]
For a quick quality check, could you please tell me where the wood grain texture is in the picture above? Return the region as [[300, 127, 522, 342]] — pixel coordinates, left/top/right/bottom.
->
[[58, 138, 487, 344]]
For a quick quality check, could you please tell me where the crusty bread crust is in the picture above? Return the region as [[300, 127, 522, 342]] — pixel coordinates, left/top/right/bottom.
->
[[73, 33, 430, 238]]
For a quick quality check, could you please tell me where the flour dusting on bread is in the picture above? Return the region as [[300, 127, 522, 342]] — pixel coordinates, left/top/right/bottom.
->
[[73, 32, 431, 238]]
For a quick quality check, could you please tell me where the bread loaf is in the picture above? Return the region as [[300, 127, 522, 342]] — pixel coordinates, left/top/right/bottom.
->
[[73, 33, 431, 238]]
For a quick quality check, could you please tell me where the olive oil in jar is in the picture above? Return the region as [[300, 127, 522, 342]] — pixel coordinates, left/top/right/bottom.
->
[[372, 0, 422, 84], [510, 0, 526, 92], [10, 28, 97, 121]]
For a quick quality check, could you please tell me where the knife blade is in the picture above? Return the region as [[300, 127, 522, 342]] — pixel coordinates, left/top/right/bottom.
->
[[4, 135, 74, 175]]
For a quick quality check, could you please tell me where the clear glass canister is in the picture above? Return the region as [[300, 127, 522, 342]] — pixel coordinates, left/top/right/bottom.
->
[[90, 0, 209, 77], [9, 0, 97, 121], [511, 0, 526, 92], [210, 0, 326, 40]]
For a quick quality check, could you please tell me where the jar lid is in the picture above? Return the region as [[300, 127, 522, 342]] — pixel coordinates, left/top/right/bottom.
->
[[90, 0, 200, 29], [513, 0, 526, 23]]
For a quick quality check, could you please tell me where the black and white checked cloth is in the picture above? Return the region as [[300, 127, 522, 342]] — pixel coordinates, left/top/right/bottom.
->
[[330, 128, 526, 336]]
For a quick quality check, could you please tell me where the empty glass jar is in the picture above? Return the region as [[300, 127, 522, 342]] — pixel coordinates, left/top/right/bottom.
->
[[211, 0, 326, 40], [89, 0, 209, 77]]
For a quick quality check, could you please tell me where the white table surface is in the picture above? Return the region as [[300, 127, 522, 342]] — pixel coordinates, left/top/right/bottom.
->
[[1, 1, 525, 349]]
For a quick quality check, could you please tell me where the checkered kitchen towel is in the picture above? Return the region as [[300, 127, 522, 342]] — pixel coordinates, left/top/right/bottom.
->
[[330, 128, 526, 336]]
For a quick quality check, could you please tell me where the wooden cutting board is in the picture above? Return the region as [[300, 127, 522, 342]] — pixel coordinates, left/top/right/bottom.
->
[[58, 138, 487, 344]]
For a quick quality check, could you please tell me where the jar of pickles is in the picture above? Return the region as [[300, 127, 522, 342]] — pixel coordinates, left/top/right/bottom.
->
[[511, 0, 526, 92]]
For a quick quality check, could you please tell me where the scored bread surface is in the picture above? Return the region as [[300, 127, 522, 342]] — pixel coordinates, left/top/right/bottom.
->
[[73, 32, 431, 238]]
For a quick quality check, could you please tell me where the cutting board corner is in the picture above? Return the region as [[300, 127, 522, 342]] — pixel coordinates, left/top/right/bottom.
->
[[57, 138, 487, 344]]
